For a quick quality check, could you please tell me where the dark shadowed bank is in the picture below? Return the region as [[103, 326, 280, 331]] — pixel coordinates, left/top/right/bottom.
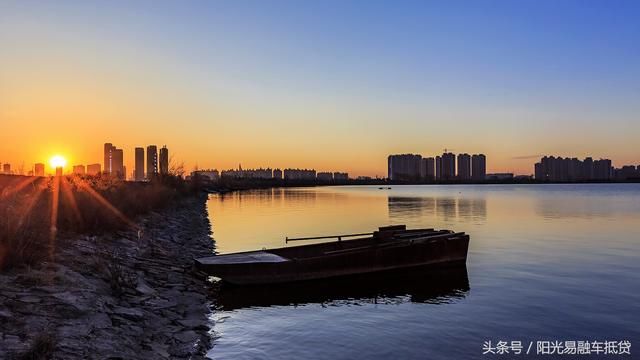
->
[[0, 193, 215, 359]]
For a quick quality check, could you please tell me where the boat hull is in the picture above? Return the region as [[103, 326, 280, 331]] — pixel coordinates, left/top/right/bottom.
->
[[196, 231, 469, 285]]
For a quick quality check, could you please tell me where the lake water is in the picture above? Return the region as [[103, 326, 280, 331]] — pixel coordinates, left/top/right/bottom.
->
[[205, 184, 640, 359]]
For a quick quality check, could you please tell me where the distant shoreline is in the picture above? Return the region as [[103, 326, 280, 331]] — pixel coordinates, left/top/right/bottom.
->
[[204, 178, 640, 194]]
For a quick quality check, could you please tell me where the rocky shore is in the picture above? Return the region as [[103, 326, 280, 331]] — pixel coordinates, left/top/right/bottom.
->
[[0, 194, 215, 359]]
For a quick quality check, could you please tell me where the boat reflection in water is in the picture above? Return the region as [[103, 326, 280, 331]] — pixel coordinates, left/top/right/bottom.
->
[[213, 265, 469, 311]]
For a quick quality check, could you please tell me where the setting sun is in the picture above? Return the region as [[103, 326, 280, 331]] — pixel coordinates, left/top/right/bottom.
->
[[50, 155, 67, 169]]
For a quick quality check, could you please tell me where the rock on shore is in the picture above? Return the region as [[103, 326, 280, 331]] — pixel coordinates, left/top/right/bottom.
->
[[0, 194, 215, 359]]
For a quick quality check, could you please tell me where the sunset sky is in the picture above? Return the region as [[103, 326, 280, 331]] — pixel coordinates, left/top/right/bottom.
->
[[1, 1, 639, 177]]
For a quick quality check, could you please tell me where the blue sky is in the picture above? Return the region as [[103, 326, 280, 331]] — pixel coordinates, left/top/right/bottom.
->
[[1, 0, 639, 175]]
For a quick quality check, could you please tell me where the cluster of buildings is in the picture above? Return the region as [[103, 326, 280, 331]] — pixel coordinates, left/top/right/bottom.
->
[[191, 166, 349, 182], [220, 166, 275, 179], [388, 152, 487, 182], [102, 143, 169, 180], [534, 156, 640, 182], [41, 143, 170, 180]]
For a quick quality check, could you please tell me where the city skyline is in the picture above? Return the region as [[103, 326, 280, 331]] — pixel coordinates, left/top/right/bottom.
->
[[1, 2, 640, 176], [1, 147, 639, 180]]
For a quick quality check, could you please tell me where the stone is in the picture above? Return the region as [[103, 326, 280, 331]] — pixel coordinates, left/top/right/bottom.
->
[[18, 295, 42, 304], [173, 330, 198, 344], [112, 306, 144, 321], [90, 312, 113, 329], [177, 319, 208, 330], [135, 278, 157, 296]]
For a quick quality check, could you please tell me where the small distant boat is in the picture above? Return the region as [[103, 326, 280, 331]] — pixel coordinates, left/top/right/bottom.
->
[[195, 225, 469, 285]]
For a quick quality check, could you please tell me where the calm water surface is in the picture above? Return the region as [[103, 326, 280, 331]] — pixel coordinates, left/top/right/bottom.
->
[[205, 184, 640, 359]]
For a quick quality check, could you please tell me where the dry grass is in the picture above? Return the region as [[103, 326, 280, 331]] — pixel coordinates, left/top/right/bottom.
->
[[0, 174, 194, 271]]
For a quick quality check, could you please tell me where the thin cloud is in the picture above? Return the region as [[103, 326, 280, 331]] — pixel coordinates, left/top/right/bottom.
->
[[512, 154, 543, 160]]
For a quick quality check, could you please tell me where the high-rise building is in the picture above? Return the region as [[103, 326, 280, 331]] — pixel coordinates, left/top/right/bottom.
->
[[113, 149, 124, 178], [146, 145, 158, 179], [104, 143, 113, 174], [424, 157, 435, 181], [472, 154, 487, 181], [273, 168, 283, 180], [134, 147, 145, 181], [104, 143, 124, 177], [34, 163, 45, 177], [2, 163, 10, 174], [534, 156, 611, 181], [457, 153, 471, 181], [441, 152, 456, 181], [583, 157, 594, 180], [72, 165, 86, 175], [55, 167, 63, 177], [388, 154, 422, 181], [435, 156, 442, 181], [87, 163, 101, 176], [593, 159, 612, 181], [159, 145, 169, 175]]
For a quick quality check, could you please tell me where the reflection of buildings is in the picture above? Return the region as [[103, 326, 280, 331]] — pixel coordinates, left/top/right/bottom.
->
[[388, 196, 487, 224], [34, 163, 45, 177]]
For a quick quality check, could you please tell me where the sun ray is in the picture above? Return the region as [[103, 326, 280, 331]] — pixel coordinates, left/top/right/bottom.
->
[[60, 176, 83, 226], [0, 176, 38, 199], [49, 176, 60, 262], [15, 181, 46, 230], [75, 179, 138, 230]]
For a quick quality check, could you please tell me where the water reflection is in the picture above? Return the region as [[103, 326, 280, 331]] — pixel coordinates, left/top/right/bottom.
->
[[216, 188, 319, 206], [388, 196, 486, 223], [214, 266, 469, 310]]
